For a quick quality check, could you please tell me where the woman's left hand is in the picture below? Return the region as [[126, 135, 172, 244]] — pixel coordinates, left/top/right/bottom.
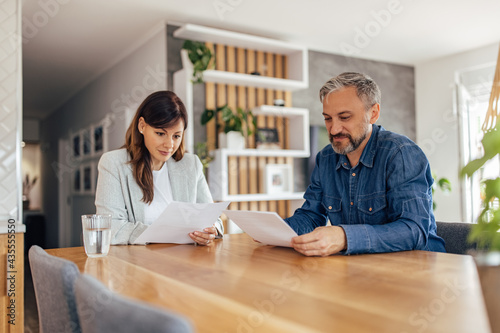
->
[[189, 226, 217, 246]]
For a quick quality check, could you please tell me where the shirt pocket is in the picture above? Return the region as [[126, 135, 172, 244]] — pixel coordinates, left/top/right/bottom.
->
[[322, 195, 342, 225], [357, 194, 387, 224]]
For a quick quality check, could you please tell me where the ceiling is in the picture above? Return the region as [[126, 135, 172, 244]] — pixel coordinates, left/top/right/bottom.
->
[[22, 0, 500, 119]]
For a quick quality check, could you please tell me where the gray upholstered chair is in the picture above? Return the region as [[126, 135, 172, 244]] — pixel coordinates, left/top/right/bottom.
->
[[435, 221, 477, 255], [75, 274, 194, 333], [28, 245, 81, 333]]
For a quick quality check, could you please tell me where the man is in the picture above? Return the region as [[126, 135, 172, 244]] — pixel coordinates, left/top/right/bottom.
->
[[286, 72, 445, 256]]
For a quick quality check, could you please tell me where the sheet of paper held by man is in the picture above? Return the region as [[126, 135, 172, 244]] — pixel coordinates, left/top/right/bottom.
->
[[223, 210, 298, 247], [135, 201, 230, 244]]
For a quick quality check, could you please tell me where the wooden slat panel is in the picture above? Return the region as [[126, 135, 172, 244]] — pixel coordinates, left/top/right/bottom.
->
[[236, 47, 249, 211], [246, 49, 259, 209], [205, 43, 217, 151], [283, 57, 293, 107], [216, 44, 226, 147], [204, 42, 296, 218], [255, 51, 268, 211], [226, 46, 238, 197]]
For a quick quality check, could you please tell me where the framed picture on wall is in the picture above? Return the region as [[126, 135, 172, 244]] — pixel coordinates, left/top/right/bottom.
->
[[82, 128, 92, 157], [93, 120, 108, 156], [264, 164, 293, 194], [73, 167, 81, 194], [72, 132, 81, 159], [82, 163, 94, 194]]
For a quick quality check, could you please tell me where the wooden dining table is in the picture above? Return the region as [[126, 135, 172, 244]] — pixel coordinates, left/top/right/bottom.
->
[[47, 233, 491, 333]]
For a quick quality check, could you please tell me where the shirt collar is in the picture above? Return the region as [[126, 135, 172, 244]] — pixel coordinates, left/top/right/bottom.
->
[[359, 124, 381, 168], [334, 124, 381, 170]]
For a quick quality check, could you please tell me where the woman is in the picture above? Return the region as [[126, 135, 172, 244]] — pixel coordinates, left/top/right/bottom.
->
[[95, 90, 223, 245]]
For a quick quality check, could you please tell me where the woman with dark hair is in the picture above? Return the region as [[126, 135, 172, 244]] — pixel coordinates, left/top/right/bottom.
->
[[95, 90, 223, 245]]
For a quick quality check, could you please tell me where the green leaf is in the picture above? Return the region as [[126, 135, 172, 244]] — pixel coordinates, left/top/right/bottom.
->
[[201, 109, 215, 125], [483, 178, 500, 204], [437, 178, 452, 192]]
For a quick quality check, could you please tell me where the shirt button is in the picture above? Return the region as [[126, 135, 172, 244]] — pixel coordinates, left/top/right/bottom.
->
[[328, 206, 332, 210], [352, 173, 356, 177], [344, 163, 347, 166], [350, 202, 353, 206], [369, 207, 372, 212]]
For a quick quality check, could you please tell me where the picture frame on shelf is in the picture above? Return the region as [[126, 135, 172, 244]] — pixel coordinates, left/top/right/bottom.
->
[[256, 128, 280, 149], [264, 164, 293, 194]]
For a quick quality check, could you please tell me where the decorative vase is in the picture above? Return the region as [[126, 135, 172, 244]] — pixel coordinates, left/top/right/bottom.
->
[[219, 131, 245, 150]]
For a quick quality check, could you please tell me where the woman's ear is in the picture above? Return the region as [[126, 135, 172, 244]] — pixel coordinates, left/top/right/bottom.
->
[[138, 117, 145, 133]]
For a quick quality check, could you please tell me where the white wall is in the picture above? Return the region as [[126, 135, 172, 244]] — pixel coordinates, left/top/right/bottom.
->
[[0, 0, 22, 223], [415, 42, 499, 222]]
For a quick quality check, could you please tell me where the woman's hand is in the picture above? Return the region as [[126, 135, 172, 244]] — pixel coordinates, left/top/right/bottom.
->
[[189, 226, 217, 246]]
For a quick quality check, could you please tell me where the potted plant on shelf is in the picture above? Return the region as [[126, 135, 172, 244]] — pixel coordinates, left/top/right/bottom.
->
[[201, 104, 257, 150], [182, 40, 214, 84]]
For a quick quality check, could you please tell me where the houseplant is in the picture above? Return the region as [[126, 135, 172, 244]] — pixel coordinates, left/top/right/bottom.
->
[[431, 173, 451, 210], [461, 123, 500, 252], [200, 104, 257, 149], [182, 40, 214, 84], [460, 123, 500, 331]]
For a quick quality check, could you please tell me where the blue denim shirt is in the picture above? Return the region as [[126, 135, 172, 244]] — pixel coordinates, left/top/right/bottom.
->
[[286, 125, 445, 254]]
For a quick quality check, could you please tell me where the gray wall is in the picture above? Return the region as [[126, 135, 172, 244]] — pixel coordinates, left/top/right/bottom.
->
[[294, 50, 415, 139], [294, 50, 415, 190], [40, 26, 167, 248]]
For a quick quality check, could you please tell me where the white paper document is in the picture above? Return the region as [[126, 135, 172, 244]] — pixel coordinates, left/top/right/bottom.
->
[[223, 210, 298, 247], [135, 201, 230, 244]]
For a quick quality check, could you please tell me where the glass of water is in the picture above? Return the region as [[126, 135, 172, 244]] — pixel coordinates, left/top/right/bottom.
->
[[81, 214, 112, 257]]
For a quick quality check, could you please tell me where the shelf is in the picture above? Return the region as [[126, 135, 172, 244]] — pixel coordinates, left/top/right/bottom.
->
[[173, 23, 308, 89], [173, 24, 305, 55], [253, 105, 310, 153], [216, 148, 309, 158], [202, 70, 307, 91]]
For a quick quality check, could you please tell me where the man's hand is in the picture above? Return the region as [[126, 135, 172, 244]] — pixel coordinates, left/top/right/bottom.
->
[[291, 226, 347, 256]]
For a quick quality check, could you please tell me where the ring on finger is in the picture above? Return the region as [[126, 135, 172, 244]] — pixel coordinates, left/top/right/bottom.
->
[[206, 239, 210, 244]]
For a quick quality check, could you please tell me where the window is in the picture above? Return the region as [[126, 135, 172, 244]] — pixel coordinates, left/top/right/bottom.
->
[[457, 64, 500, 222]]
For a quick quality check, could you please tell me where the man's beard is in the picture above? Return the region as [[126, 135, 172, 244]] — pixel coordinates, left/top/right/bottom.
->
[[329, 125, 369, 155]]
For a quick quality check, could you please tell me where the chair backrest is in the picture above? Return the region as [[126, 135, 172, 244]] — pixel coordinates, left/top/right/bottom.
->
[[435, 221, 476, 255], [75, 274, 194, 333], [28, 245, 81, 333]]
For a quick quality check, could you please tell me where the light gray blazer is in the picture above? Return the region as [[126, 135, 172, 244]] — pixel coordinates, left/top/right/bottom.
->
[[95, 148, 223, 244]]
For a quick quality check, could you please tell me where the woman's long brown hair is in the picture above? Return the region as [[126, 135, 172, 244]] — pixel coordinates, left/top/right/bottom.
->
[[124, 91, 188, 204]]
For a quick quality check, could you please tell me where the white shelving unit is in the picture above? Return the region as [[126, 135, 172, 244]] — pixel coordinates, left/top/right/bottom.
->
[[208, 106, 309, 202], [173, 24, 308, 91], [252, 105, 310, 154], [173, 24, 310, 223]]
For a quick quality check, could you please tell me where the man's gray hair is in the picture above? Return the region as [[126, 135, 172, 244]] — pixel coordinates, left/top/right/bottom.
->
[[319, 72, 381, 109]]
